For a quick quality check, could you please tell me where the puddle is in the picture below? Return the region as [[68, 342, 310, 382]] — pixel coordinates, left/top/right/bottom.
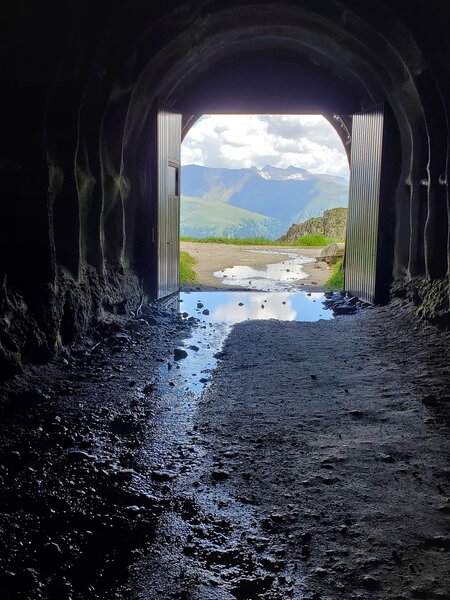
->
[[213, 250, 315, 291], [172, 290, 332, 392], [179, 290, 333, 324]]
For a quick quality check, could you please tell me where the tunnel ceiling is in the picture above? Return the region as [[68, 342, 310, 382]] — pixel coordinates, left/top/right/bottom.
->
[[0, 0, 449, 375]]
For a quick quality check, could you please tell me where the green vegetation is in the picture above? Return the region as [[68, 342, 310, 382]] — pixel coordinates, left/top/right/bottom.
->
[[292, 233, 335, 247], [179, 251, 197, 283], [181, 196, 280, 240], [325, 259, 344, 290], [181, 236, 282, 246], [181, 234, 340, 247]]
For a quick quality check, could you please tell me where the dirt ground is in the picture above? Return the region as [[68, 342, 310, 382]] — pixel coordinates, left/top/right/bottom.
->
[[1, 296, 450, 599], [180, 241, 333, 290]]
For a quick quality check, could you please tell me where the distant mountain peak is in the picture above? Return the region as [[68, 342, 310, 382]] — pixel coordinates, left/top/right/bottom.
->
[[257, 164, 312, 181]]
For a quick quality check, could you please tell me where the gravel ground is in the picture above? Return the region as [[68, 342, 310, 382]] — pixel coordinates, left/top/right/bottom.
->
[[192, 301, 450, 599], [1, 298, 450, 599]]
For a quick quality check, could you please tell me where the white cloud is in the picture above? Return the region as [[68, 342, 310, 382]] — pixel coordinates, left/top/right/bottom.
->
[[182, 115, 349, 179]]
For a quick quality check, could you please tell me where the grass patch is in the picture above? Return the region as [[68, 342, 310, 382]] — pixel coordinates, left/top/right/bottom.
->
[[292, 233, 335, 247], [180, 236, 283, 246], [181, 234, 341, 247], [180, 251, 197, 283], [325, 259, 344, 290]]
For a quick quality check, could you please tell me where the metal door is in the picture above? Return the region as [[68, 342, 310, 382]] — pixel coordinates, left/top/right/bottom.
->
[[156, 104, 181, 298], [345, 104, 386, 304]]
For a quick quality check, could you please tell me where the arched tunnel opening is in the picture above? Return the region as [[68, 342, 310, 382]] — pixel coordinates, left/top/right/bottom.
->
[[1, 2, 450, 599], [178, 112, 350, 303]]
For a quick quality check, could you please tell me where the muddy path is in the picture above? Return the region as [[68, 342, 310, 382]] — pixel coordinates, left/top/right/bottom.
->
[[180, 242, 332, 291], [1, 298, 450, 599]]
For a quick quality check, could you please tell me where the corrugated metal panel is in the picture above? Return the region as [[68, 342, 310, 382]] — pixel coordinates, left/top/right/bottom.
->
[[157, 104, 181, 299], [345, 105, 384, 304]]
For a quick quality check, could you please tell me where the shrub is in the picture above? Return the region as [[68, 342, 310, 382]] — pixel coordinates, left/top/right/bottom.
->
[[293, 233, 334, 247], [325, 259, 344, 290]]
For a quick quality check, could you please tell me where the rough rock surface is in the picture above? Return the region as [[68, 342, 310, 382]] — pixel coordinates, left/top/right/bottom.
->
[[278, 208, 347, 243]]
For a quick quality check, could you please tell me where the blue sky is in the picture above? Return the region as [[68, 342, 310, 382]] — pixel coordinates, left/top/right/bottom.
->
[[182, 114, 349, 180]]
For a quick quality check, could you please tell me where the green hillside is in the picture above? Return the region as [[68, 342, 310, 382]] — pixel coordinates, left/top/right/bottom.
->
[[181, 196, 281, 239]]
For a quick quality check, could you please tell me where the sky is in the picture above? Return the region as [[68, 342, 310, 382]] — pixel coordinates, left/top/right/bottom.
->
[[181, 114, 349, 180]]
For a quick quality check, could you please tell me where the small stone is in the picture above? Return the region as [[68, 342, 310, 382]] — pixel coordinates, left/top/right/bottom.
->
[[66, 450, 95, 463], [42, 542, 63, 561], [381, 454, 395, 463], [301, 545, 310, 557], [202, 309, 210, 315], [151, 470, 174, 482], [174, 348, 188, 360], [115, 468, 138, 480], [362, 576, 381, 590], [349, 409, 363, 417], [211, 470, 230, 481]]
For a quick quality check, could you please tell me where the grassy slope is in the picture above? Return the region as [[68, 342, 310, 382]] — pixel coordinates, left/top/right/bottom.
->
[[181, 196, 280, 238]]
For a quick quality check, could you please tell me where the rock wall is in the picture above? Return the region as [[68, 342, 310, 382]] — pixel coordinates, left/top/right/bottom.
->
[[279, 208, 348, 243], [0, 0, 450, 375]]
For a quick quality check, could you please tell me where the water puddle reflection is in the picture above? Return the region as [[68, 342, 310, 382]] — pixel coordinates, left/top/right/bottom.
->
[[169, 290, 332, 393], [179, 290, 333, 324], [147, 289, 338, 447], [213, 250, 315, 291]]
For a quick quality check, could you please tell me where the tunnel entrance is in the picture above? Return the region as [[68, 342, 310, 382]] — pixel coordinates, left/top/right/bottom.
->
[[179, 113, 349, 294], [153, 106, 395, 304]]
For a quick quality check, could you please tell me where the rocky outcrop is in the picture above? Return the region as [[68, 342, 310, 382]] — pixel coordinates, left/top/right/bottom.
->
[[278, 208, 347, 243]]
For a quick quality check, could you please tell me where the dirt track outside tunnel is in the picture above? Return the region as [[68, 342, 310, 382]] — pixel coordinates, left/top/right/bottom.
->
[[1, 296, 450, 599]]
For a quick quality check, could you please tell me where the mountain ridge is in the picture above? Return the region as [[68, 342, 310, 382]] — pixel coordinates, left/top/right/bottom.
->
[[181, 164, 349, 239]]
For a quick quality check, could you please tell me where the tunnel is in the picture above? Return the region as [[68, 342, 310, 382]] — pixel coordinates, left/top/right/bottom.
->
[[0, 0, 449, 374], [1, 2, 450, 599]]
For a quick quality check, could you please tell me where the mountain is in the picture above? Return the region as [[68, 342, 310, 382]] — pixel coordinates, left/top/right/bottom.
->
[[181, 164, 349, 239], [180, 196, 280, 239]]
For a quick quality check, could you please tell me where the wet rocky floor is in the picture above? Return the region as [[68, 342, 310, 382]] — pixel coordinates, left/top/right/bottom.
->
[[1, 295, 450, 599]]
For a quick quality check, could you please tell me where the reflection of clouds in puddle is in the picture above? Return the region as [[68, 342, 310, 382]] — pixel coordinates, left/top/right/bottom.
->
[[212, 292, 296, 323], [179, 291, 333, 324], [304, 292, 325, 302], [213, 254, 315, 291]]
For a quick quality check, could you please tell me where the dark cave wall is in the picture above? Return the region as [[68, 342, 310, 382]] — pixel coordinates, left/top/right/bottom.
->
[[0, 0, 449, 375]]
